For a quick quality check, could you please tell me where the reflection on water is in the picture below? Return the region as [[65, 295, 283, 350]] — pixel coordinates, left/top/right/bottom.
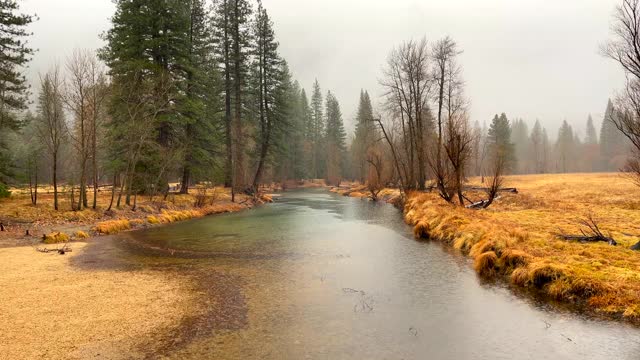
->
[[117, 189, 640, 359]]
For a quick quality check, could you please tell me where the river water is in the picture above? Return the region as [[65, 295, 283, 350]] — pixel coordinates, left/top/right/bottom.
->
[[105, 189, 640, 359]]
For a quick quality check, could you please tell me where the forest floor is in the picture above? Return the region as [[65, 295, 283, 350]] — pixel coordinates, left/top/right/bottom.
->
[[334, 173, 640, 322]]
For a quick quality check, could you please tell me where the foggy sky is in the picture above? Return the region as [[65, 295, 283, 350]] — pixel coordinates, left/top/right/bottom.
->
[[22, 0, 625, 138]]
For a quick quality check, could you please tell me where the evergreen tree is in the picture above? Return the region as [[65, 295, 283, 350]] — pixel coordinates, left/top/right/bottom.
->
[[542, 127, 550, 173], [0, 0, 34, 185], [556, 120, 575, 173], [583, 114, 600, 172], [251, 1, 286, 190], [325, 91, 346, 185], [585, 114, 598, 145], [101, 0, 192, 201], [310, 79, 324, 178], [487, 113, 515, 171], [510, 118, 528, 173], [299, 88, 312, 178], [529, 120, 544, 173], [179, 0, 221, 193], [211, 0, 253, 193], [351, 89, 375, 183], [599, 99, 629, 170]]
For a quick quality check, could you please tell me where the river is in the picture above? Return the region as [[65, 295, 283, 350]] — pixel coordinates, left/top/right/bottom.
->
[[81, 189, 640, 359]]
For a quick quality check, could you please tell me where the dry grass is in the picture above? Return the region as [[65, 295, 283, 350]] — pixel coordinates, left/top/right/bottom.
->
[[95, 219, 131, 235], [0, 244, 193, 359], [0, 187, 255, 239], [43, 232, 70, 244], [405, 173, 640, 320]]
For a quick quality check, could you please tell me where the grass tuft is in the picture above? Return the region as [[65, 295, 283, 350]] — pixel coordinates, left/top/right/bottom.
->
[[95, 219, 131, 235], [43, 232, 70, 244]]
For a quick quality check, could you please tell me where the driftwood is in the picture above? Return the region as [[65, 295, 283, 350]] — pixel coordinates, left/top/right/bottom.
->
[[36, 245, 72, 255], [557, 214, 617, 246], [466, 196, 502, 209], [466, 186, 518, 194]]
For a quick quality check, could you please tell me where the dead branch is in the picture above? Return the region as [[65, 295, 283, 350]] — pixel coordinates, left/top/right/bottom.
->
[[556, 213, 618, 246]]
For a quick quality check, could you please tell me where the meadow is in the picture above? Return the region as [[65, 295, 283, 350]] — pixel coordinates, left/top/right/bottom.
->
[[404, 173, 640, 320]]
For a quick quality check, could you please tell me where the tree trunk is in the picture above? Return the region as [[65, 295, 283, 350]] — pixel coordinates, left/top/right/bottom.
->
[[107, 173, 117, 211], [180, 165, 191, 194], [53, 152, 58, 211]]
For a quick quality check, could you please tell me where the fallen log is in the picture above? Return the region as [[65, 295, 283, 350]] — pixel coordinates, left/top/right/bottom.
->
[[557, 234, 617, 246], [465, 186, 518, 194]]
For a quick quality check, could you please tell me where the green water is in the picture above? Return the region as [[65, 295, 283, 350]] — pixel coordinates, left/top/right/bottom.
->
[[79, 189, 640, 359]]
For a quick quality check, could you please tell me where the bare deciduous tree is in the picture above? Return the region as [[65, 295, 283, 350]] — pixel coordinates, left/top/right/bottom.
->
[[604, 0, 640, 185], [36, 65, 66, 211]]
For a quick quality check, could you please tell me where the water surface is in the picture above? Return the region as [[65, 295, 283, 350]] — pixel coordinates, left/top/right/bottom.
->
[[116, 189, 640, 359]]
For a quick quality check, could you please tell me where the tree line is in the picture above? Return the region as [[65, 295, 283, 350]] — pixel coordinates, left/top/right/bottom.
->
[[0, 0, 350, 209]]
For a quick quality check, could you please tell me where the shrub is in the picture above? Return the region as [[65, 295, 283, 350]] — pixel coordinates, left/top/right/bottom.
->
[[43, 232, 70, 244], [0, 183, 11, 198]]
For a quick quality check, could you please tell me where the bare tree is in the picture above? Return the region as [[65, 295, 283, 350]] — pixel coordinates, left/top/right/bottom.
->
[[36, 65, 66, 211], [64, 49, 93, 210], [380, 38, 432, 190], [430, 36, 462, 202], [604, 0, 640, 185]]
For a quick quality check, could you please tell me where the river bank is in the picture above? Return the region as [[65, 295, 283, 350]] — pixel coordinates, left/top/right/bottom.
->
[[0, 187, 275, 248], [0, 242, 198, 359], [334, 173, 640, 322], [0, 187, 274, 358]]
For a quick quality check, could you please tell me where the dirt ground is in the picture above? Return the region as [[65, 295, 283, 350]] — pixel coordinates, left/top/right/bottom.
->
[[0, 242, 198, 359]]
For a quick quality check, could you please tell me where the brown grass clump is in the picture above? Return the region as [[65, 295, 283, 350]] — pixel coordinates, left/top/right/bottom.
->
[[474, 251, 498, 277], [43, 232, 70, 244], [95, 219, 131, 235], [406, 173, 640, 319], [147, 215, 161, 224], [74, 231, 90, 240]]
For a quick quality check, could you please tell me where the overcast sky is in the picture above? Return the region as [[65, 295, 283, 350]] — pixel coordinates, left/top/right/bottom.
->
[[21, 0, 624, 138]]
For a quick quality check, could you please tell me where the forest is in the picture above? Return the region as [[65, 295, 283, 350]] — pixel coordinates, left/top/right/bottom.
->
[[0, 0, 634, 211]]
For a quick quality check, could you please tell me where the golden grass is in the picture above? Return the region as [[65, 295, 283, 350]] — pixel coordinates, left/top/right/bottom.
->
[[95, 219, 131, 235], [74, 230, 90, 239], [43, 232, 70, 244], [0, 244, 193, 359], [405, 173, 640, 319]]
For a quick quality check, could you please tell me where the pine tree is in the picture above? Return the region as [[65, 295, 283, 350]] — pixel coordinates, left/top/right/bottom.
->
[[585, 114, 598, 145], [556, 120, 575, 173], [251, 1, 286, 190], [530, 120, 544, 173], [101, 0, 192, 203], [0, 0, 34, 185], [310, 79, 324, 178], [488, 113, 515, 171], [352, 90, 375, 183], [583, 114, 600, 172], [180, 0, 221, 194], [325, 91, 346, 185], [211, 0, 252, 193], [599, 99, 629, 170], [510, 118, 528, 173]]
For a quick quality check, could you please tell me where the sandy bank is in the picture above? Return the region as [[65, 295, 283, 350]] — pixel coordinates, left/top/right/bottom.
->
[[0, 243, 195, 359]]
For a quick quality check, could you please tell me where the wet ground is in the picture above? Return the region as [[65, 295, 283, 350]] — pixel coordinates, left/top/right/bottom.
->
[[73, 189, 640, 359]]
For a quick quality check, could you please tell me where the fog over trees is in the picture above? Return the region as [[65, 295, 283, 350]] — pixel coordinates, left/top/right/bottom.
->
[[0, 0, 636, 207]]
